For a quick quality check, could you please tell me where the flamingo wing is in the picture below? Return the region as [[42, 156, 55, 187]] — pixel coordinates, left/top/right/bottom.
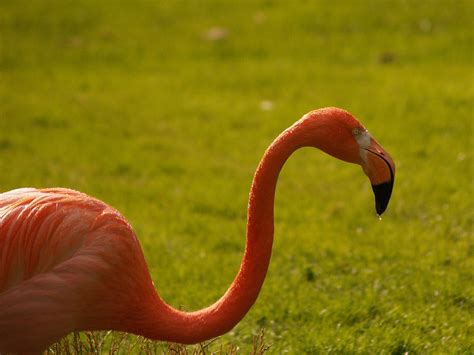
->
[[0, 188, 156, 352]]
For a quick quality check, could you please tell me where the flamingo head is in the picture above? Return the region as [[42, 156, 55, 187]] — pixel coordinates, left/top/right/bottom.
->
[[301, 107, 395, 215]]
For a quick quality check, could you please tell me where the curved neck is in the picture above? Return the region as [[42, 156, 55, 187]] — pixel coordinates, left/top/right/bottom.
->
[[138, 124, 305, 343]]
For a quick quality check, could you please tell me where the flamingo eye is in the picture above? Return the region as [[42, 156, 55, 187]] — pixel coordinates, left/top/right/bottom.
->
[[352, 127, 362, 137]]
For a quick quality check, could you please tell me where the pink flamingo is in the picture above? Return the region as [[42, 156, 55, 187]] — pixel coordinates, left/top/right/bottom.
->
[[0, 108, 394, 353]]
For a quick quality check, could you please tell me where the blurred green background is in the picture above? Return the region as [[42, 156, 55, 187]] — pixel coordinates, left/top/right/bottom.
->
[[1, 0, 472, 352]]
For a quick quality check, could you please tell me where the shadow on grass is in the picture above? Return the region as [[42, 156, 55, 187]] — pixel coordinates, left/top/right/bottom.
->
[[45, 329, 270, 354]]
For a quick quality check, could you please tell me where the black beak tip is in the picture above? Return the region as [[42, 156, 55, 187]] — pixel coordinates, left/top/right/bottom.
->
[[372, 181, 394, 215]]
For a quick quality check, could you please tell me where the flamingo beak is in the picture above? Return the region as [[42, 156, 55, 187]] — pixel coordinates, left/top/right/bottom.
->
[[361, 139, 395, 215]]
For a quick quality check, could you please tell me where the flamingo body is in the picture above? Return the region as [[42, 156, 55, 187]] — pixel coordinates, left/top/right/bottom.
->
[[0, 188, 160, 352]]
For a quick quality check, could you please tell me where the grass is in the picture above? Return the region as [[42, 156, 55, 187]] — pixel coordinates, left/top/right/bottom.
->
[[45, 330, 269, 354], [1, 0, 473, 353]]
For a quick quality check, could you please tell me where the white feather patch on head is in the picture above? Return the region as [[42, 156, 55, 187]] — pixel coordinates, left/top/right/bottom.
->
[[355, 130, 371, 149], [352, 128, 371, 160]]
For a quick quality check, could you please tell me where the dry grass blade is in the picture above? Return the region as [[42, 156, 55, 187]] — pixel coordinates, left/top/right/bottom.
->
[[252, 330, 271, 354]]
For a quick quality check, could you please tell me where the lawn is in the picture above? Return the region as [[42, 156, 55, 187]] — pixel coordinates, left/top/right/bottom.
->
[[1, 0, 473, 353]]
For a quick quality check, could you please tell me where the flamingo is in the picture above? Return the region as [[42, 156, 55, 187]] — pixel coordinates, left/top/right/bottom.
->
[[0, 107, 395, 353]]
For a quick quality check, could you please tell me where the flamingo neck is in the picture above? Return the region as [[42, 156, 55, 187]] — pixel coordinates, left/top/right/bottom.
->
[[136, 124, 305, 344]]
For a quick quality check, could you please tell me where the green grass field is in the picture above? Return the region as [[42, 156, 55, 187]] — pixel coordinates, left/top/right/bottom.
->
[[1, 0, 473, 353]]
